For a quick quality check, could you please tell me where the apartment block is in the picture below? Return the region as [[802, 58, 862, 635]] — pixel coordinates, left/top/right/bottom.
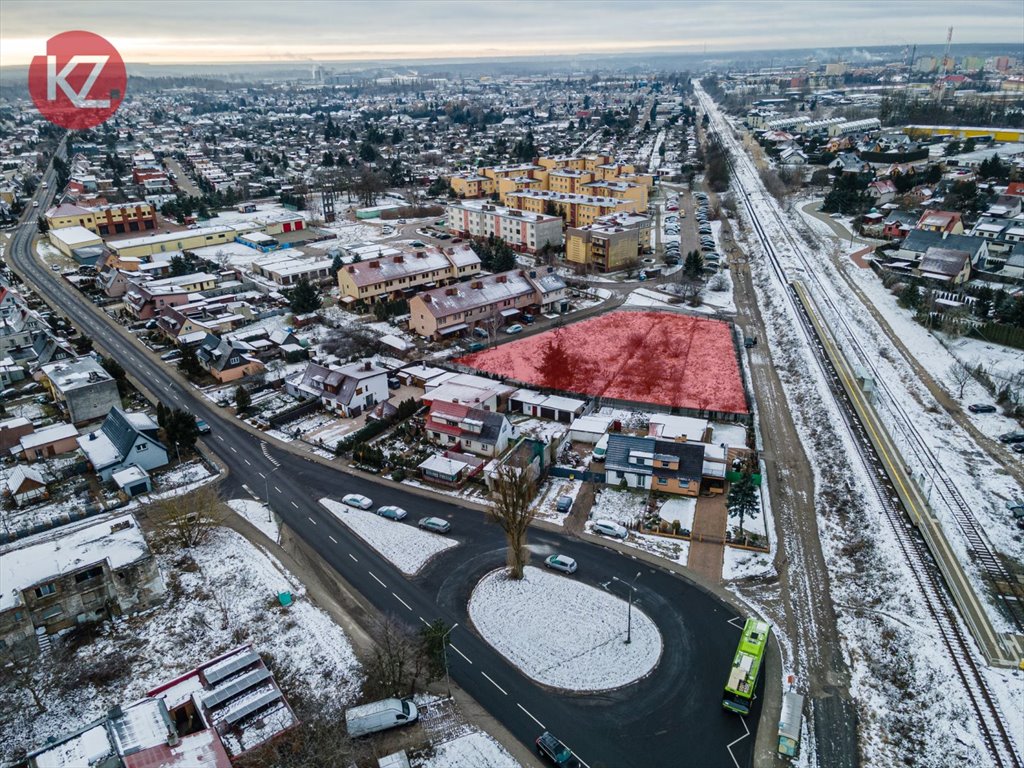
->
[[337, 243, 482, 303], [446, 200, 563, 254], [44, 201, 158, 235], [503, 189, 641, 227]]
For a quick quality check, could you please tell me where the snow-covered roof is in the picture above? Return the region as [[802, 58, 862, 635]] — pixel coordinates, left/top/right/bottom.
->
[[17, 422, 78, 451], [0, 513, 150, 611]]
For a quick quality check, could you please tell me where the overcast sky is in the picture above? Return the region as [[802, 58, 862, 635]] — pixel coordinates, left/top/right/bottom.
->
[[1, 0, 1020, 67]]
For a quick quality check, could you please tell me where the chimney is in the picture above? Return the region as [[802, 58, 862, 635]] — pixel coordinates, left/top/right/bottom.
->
[[393, 255, 404, 263], [422, 294, 432, 303], [446, 287, 458, 295], [363, 361, 371, 371], [369, 260, 380, 268]]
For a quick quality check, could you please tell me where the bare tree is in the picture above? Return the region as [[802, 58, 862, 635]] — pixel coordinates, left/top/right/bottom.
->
[[488, 458, 537, 580], [949, 360, 972, 400], [363, 615, 429, 699], [0, 646, 46, 713], [478, 308, 504, 346], [151, 483, 224, 549]]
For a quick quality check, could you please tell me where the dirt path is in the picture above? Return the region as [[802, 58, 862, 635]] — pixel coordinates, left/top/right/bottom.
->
[[687, 495, 726, 581]]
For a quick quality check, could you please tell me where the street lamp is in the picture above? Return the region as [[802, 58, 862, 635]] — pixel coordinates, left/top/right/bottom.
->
[[264, 465, 279, 522], [625, 571, 642, 645], [442, 622, 459, 699]]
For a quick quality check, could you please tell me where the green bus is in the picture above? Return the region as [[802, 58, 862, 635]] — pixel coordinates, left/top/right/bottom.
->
[[722, 618, 771, 715]]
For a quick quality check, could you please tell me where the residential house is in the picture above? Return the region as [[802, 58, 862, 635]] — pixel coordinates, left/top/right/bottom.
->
[[508, 389, 587, 422], [123, 273, 218, 320], [423, 372, 517, 411], [5, 465, 48, 507], [39, 357, 121, 425], [287, 360, 389, 416], [0, 416, 34, 452], [915, 246, 972, 285], [893, 229, 989, 271], [16, 422, 80, 462], [409, 267, 566, 339], [828, 152, 872, 175], [882, 210, 919, 240], [77, 409, 169, 481], [425, 401, 516, 457], [417, 450, 486, 487], [0, 513, 165, 657], [866, 180, 897, 205], [603, 433, 705, 497], [916, 209, 964, 234], [337, 244, 481, 304], [195, 333, 265, 383]]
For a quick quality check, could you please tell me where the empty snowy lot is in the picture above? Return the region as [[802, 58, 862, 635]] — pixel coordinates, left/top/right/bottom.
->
[[320, 498, 457, 575], [468, 566, 661, 692]]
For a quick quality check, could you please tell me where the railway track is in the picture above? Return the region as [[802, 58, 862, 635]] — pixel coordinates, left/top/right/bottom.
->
[[694, 86, 1022, 768]]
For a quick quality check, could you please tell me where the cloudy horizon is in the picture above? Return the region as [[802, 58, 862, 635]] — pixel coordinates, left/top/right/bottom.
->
[[1, 0, 1021, 68]]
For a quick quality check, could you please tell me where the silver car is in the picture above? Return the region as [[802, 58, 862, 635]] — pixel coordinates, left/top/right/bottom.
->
[[342, 493, 373, 510], [544, 554, 578, 574], [418, 516, 451, 533]]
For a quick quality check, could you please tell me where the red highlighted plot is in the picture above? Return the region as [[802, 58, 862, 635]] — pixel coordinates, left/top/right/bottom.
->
[[456, 311, 748, 414]]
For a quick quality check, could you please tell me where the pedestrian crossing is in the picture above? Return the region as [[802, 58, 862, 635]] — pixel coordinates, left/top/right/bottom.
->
[[260, 441, 280, 468]]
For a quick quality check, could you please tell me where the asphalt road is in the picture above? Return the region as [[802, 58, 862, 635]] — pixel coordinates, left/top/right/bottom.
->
[[9, 150, 762, 768]]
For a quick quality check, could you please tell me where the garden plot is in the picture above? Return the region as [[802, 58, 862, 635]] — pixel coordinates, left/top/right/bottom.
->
[[320, 498, 457, 574], [530, 477, 583, 526], [0, 526, 362, 759], [590, 488, 646, 526], [723, 547, 774, 581], [410, 695, 519, 768], [469, 566, 661, 692]]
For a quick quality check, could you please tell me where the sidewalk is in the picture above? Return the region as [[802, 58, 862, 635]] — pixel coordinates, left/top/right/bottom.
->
[[687, 494, 727, 582]]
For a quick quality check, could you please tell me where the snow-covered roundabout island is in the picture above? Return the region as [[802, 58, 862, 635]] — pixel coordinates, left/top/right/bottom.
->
[[468, 566, 662, 692]]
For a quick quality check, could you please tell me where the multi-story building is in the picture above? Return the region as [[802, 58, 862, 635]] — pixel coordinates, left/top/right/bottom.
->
[[409, 267, 566, 339], [108, 225, 237, 260], [44, 201, 159, 235], [566, 220, 644, 272], [337, 243, 482, 303], [446, 201, 562, 254], [123, 272, 219, 319], [449, 172, 496, 198], [287, 359, 390, 417], [0, 512, 165, 658], [504, 189, 641, 227], [39, 356, 121, 425]]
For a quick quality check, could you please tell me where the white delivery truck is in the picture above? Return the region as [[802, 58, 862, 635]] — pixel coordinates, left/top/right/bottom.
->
[[345, 698, 418, 738]]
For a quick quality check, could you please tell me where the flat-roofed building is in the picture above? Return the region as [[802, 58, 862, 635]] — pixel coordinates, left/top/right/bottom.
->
[[446, 200, 562, 253]]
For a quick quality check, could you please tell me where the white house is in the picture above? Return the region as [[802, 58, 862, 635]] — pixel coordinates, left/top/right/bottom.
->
[[77, 409, 169, 482], [287, 360, 390, 417]]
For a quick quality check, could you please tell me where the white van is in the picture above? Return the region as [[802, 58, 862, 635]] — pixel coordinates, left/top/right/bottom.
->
[[345, 698, 419, 738], [592, 433, 609, 462]]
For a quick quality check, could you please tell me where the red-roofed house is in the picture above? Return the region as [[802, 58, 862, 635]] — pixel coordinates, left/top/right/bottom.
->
[[916, 209, 964, 235], [425, 400, 515, 457], [1006, 182, 1024, 197]]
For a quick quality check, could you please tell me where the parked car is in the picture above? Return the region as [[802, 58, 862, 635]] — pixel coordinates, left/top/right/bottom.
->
[[473, 327, 489, 339], [591, 519, 628, 539], [388, 377, 401, 389], [342, 493, 373, 510], [50, 264, 60, 271], [967, 404, 997, 414], [376, 505, 408, 521], [544, 554, 578, 574], [536, 731, 577, 767], [195, 418, 211, 434], [522, 314, 535, 324], [504, 324, 524, 334], [466, 341, 485, 352], [160, 350, 183, 362], [345, 698, 418, 738], [418, 516, 451, 533], [999, 431, 1024, 444], [556, 495, 573, 514], [1013, 444, 1024, 455]]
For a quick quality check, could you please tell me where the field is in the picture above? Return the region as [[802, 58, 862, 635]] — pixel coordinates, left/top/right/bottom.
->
[[456, 311, 748, 414]]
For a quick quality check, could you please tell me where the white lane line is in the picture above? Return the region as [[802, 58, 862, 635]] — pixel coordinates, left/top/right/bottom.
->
[[419, 616, 431, 627], [449, 643, 472, 664], [230, 446, 237, 453], [516, 703, 544, 730], [392, 593, 412, 611], [481, 672, 507, 696], [329, 535, 338, 544], [725, 715, 750, 768], [291, 501, 299, 509], [348, 553, 358, 562], [258, 472, 265, 479], [244, 459, 251, 466], [274, 486, 283, 493], [369, 571, 387, 588], [307, 516, 316, 524], [216, 435, 225, 442]]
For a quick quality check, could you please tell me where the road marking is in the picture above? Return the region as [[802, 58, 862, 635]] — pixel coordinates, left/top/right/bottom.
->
[[244, 459, 251, 466], [348, 553, 358, 562], [516, 703, 544, 729], [230, 446, 237, 453], [392, 593, 412, 611], [275, 486, 283, 493], [449, 643, 472, 664], [307, 515, 315, 524], [292, 501, 299, 509], [258, 472, 265, 479], [419, 616, 431, 627], [481, 672, 507, 696], [725, 715, 750, 768], [329, 535, 338, 544], [369, 571, 386, 587], [216, 435, 224, 442]]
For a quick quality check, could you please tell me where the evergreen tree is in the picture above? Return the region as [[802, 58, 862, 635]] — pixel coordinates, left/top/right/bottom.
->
[[289, 278, 322, 314], [684, 250, 704, 280], [329, 253, 344, 280], [727, 466, 759, 538], [177, 346, 203, 378], [235, 385, 252, 414], [897, 281, 921, 310]]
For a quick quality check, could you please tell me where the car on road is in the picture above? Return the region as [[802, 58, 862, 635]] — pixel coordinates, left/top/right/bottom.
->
[[999, 431, 1024, 444], [544, 554, 578, 574], [1013, 444, 1024, 455], [418, 516, 451, 533], [50, 264, 60, 271], [592, 519, 628, 539], [830, 212, 843, 219], [473, 327, 489, 339], [376, 505, 408, 521], [556, 495, 573, 514], [32, 201, 39, 208], [967, 403, 997, 414], [536, 731, 577, 766], [195, 418, 211, 434], [342, 493, 373, 510], [504, 324, 524, 334], [410, 240, 425, 247]]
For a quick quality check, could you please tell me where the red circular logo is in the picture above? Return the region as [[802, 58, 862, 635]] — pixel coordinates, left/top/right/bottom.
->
[[28, 31, 126, 130]]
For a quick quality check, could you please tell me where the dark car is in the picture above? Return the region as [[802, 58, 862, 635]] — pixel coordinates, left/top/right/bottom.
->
[[999, 431, 1024, 444], [536, 732, 577, 767], [967, 404, 996, 414], [556, 495, 573, 514], [1013, 443, 1024, 455]]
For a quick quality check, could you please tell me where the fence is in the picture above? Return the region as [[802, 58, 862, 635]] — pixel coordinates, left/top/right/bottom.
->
[[268, 397, 321, 429], [549, 466, 605, 483]]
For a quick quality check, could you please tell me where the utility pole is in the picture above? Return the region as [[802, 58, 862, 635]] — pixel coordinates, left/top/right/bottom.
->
[[625, 571, 642, 644], [264, 465, 279, 522], [442, 622, 459, 698]]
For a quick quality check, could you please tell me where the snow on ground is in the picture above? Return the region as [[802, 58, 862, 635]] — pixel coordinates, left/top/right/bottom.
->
[[722, 547, 774, 580], [530, 477, 582, 526], [0, 526, 362, 758], [413, 732, 520, 768], [468, 566, 661, 692], [320, 497, 457, 574], [227, 498, 280, 543], [658, 497, 695, 528], [590, 487, 645, 525], [696, 82, 998, 766]]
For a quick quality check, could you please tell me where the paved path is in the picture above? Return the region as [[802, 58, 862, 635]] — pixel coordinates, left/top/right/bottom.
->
[[687, 495, 728, 581]]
